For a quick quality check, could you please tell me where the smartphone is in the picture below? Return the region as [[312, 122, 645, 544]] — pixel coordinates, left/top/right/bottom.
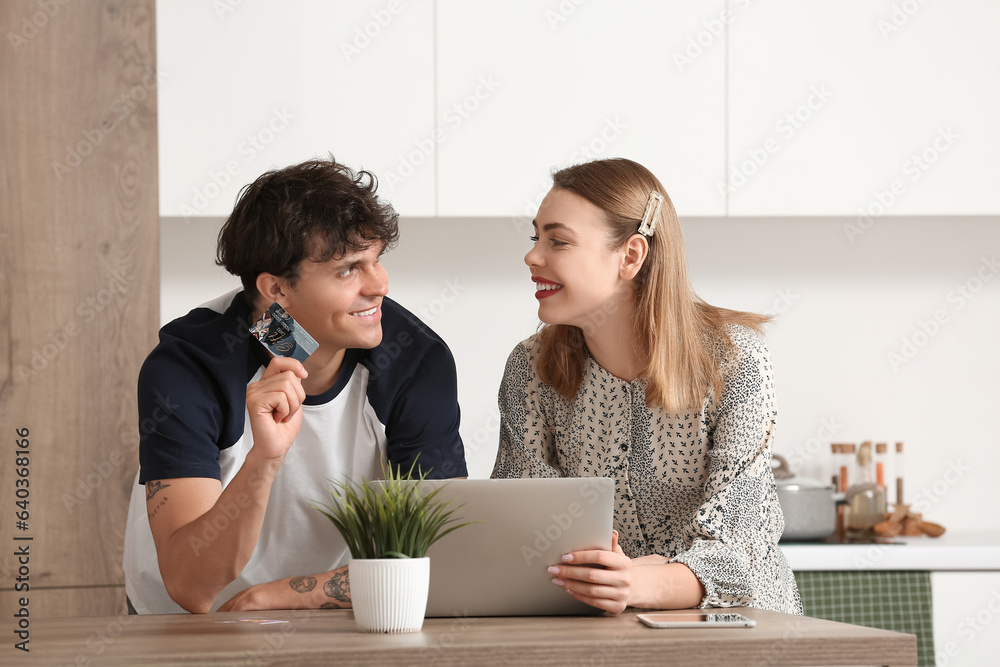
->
[[637, 612, 756, 628]]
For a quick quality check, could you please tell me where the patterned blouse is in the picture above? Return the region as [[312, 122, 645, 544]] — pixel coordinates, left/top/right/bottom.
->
[[491, 325, 803, 614]]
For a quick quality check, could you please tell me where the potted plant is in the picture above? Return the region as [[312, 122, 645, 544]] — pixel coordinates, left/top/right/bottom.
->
[[314, 461, 470, 633]]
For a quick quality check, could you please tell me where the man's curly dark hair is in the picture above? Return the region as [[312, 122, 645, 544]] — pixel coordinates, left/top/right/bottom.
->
[[216, 157, 399, 306]]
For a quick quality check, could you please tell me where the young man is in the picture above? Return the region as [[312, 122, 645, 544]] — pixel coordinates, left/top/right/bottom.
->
[[123, 158, 467, 614]]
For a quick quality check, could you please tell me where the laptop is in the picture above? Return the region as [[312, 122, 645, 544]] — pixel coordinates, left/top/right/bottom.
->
[[418, 477, 615, 618]]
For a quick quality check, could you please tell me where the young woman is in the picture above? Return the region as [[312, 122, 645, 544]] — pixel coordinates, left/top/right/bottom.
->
[[492, 158, 802, 616]]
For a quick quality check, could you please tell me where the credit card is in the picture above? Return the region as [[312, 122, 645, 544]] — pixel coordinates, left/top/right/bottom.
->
[[250, 302, 319, 364]]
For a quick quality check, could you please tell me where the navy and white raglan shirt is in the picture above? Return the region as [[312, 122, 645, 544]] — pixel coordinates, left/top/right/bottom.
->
[[123, 289, 467, 614]]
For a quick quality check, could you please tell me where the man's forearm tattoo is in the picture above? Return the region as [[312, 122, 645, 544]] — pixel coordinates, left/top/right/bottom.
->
[[289, 576, 317, 594], [323, 570, 350, 605]]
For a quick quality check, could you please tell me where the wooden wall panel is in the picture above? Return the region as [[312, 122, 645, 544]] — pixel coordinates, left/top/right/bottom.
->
[[0, 587, 127, 619], [0, 0, 158, 618]]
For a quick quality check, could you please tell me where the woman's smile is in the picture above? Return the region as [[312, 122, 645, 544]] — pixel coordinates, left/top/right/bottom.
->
[[533, 277, 564, 299]]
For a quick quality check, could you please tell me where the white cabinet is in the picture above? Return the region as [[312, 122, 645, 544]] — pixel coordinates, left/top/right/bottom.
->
[[157, 0, 436, 218], [932, 572, 1000, 667], [158, 2, 997, 220], [728, 0, 1000, 216], [435, 0, 727, 218]]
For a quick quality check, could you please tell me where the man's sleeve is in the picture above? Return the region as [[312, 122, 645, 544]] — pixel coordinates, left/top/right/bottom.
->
[[136, 343, 227, 484], [378, 338, 468, 480]]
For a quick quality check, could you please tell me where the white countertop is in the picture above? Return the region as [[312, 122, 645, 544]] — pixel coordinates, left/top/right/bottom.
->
[[779, 531, 1000, 571]]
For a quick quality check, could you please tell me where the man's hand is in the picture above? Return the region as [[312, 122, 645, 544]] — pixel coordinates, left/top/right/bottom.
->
[[245, 356, 308, 462], [146, 359, 310, 613], [217, 567, 352, 612]]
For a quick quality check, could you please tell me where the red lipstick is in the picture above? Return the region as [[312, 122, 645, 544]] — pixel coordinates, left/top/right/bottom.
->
[[533, 277, 563, 300]]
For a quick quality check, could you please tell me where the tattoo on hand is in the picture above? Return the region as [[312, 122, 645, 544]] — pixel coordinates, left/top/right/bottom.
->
[[290, 576, 317, 594], [324, 571, 350, 604], [320, 603, 340, 609], [146, 480, 171, 501]]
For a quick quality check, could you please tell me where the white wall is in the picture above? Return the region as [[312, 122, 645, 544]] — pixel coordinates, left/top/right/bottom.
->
[[162, 215, 1000, 532]]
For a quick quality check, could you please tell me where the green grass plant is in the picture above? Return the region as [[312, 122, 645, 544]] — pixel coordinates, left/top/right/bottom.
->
[[314, 460, 472, 559]]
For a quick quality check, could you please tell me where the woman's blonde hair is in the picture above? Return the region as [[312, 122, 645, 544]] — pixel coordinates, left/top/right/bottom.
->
[[536, 158, 769, 412]]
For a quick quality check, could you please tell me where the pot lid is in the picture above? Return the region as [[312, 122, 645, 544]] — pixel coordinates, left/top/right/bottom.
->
[[772, 454, 835, 490]]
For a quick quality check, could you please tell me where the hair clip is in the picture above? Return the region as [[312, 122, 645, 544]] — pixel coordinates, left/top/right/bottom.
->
[[638, 191, 663, 237]]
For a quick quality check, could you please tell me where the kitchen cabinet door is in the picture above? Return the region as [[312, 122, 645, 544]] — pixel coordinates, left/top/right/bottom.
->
[[728, 0, 1000, 217], [932, 572, 1000, 667], [157, 0, 436, 218], [436, 0, 727, 218]]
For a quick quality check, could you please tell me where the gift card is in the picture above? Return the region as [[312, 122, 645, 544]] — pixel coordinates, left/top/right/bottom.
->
[[250, 302, 319, 364]]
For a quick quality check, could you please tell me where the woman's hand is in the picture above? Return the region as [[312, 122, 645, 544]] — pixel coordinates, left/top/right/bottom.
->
[[547, 530, 634, 615], [549, 532, 706, 612]]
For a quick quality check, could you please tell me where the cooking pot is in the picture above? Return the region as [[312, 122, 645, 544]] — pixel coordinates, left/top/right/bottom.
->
[[772, 454, 839, 542]]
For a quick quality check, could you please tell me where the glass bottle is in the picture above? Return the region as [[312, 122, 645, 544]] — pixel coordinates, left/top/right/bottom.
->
[[845, 441, 887, 537], [835, 443, 853, 540], [830, 442, 841, 492], [839, 443, 853, 494], [894, 441, 905, 507], [875, 442, 890, 500]]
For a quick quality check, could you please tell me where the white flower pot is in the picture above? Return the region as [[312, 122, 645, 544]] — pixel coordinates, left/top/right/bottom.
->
[[348, 557, 430, 633]]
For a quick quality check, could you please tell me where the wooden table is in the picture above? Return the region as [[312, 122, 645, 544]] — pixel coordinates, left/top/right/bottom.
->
[[14, 607, 916, 666]]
